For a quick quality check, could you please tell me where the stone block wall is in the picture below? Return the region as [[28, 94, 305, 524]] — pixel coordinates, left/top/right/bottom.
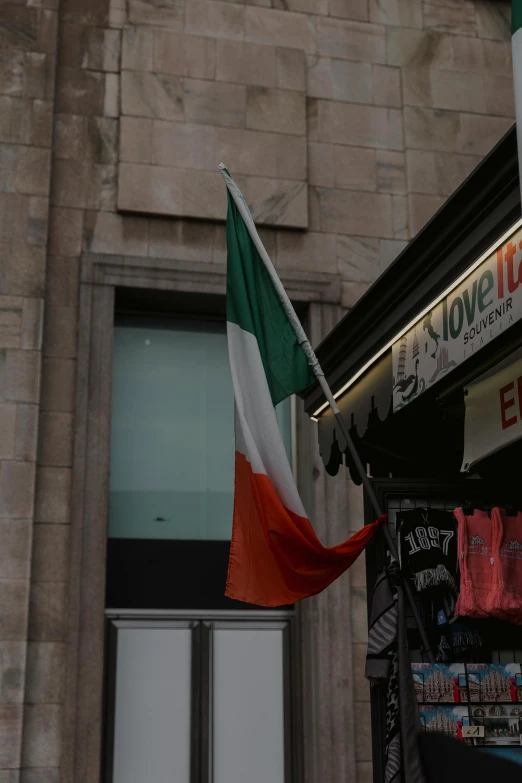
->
[[0, 2, 59, 781], [118, 21, 309, 225], [100, 0, 511, 307], [0, 0, 515, 782]]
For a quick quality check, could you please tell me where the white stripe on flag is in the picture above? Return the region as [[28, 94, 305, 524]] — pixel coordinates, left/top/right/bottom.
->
[[228, 321, 306, 519]]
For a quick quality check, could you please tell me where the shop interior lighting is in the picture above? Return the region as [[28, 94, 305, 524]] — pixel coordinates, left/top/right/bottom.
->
[[311, 215, 522, 421]]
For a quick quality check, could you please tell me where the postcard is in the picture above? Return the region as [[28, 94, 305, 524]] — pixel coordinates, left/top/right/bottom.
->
[[470, 714, 521, 747], [466, 664, 521, 703], [470, 704, 522, 719], [412, 664, 466, 703], [419, 705, 470, 739]]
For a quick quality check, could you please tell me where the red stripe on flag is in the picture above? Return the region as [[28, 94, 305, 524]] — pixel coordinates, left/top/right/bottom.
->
[[226, 451, 385, 606]]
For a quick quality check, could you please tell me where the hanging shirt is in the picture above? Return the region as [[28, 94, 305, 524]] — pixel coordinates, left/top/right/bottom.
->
[[397, 508, 458, 595], [489, 508, 522, 625], [454, 508, 498, 619]]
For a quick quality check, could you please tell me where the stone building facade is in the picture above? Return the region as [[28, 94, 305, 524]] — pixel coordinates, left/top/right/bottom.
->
[[0, 0, 513, 782]]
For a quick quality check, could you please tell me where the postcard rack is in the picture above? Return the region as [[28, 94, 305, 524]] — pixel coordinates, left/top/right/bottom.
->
[[363, 478, 522, 778]]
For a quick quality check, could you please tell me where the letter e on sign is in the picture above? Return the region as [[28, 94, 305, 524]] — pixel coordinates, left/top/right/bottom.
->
[[462, 356, 522, 470], [500, 381, 518, 430]]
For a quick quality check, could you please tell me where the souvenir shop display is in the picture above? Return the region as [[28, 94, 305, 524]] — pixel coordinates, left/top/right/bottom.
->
[[402, 505, 522, 760], [397, 505, 522, 630], [306, 129, 522, 780], [413, 663, 521, 705], [402, 506, 522, 752], [368, 499, 522, 774], [415, 663, 522, 748]]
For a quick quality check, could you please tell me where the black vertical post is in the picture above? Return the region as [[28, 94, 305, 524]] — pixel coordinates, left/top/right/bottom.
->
[[333, 411, 435, 664]]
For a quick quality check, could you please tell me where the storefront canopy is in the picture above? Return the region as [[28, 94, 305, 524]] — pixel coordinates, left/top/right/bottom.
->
[[303, 126, 522, 481]]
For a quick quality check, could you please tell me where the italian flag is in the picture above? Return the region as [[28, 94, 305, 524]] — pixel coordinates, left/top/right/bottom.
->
[[514, 0, 522, 182], [221, 165, 383, 607]]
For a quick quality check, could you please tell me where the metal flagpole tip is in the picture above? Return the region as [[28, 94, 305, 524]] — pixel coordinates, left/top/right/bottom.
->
[[218, 162, 230, 176]]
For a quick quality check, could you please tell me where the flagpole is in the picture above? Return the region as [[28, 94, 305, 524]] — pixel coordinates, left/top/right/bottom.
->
[[219, 164, 435, 663]]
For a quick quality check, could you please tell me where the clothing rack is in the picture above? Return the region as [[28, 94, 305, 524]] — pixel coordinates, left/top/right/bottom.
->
[[385, 493, 522, 664], [364, 479, 522, 781]]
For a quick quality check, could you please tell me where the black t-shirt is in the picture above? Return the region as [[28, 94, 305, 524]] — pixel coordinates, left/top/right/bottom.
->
[[397, 508, 458, 595]]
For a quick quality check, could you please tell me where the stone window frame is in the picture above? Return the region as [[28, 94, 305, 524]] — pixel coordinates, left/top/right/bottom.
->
[[62, 250, 341, 783]]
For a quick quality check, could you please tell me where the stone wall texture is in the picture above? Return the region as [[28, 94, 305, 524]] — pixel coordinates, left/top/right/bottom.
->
[[0, 0, 514, 781]]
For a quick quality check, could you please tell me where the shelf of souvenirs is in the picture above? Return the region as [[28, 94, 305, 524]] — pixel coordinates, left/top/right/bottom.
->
[[413, 662, 522, 705]]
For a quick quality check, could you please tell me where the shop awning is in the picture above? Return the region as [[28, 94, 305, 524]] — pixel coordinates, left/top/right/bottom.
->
[[303, 125, 521, 478], [317, 352, 392, 476]]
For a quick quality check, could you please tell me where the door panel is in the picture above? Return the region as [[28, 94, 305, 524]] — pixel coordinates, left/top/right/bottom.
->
[[112, 627, 192, 783]]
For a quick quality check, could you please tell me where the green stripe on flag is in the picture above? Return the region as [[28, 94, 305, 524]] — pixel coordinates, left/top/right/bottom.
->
[[513, 0, 522, 35], [226, 190, 315, 407]]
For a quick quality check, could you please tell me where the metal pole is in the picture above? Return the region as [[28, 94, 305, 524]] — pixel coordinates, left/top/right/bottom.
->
[[315, 377, 434, 662], [335, 412, 434, 662], [220, 164, 435, 663]]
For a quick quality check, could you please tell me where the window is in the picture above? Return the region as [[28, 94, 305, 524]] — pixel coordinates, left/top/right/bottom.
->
[[105, 314, 299, 783], [109, 318, 292, 541], [106, 316, 293, 610], [105, 614, 296, 783]]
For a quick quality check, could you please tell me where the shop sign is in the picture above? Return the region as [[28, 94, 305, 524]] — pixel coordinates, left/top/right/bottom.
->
[[392, 225, 522, 412], [462, 354, 522, 470]]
